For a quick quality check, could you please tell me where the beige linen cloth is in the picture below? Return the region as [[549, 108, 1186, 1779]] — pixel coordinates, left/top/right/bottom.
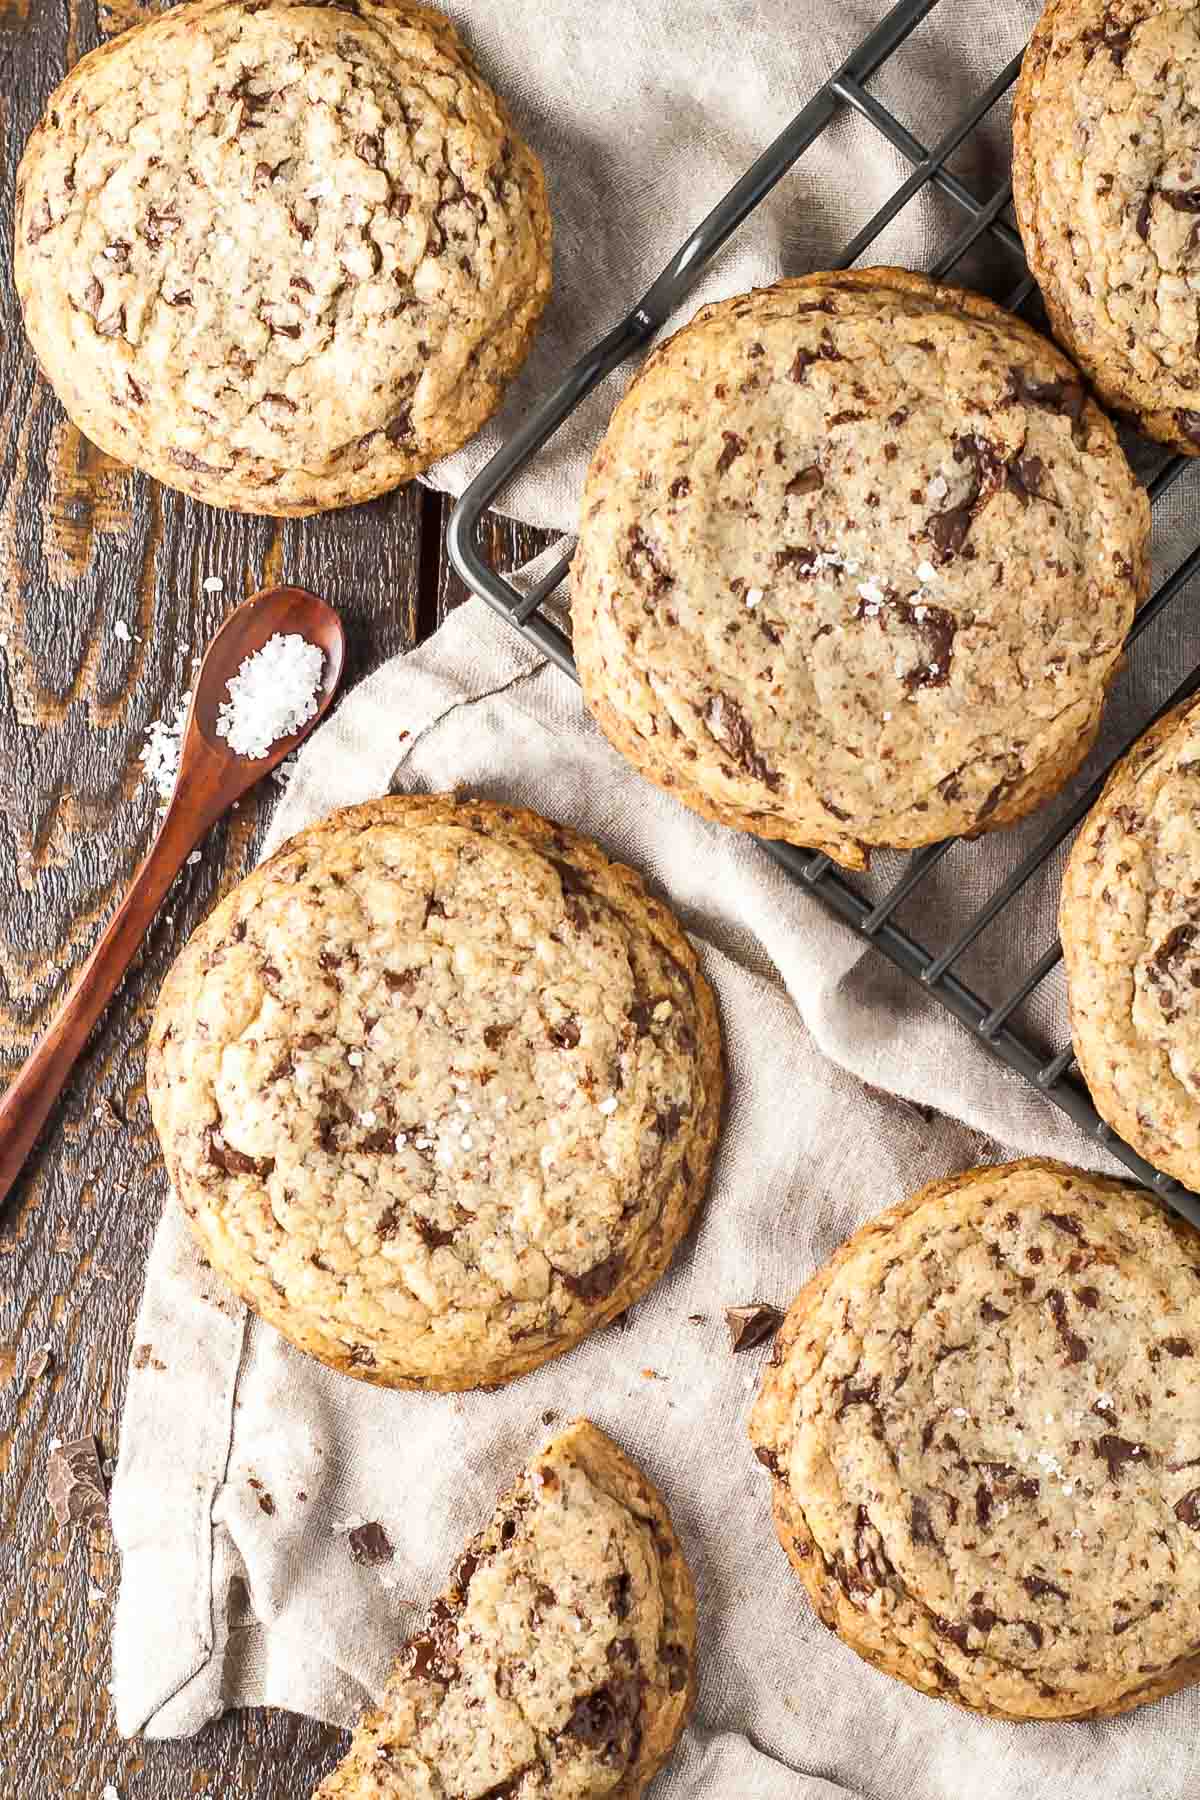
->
[[111, 1, 1200, 1795]]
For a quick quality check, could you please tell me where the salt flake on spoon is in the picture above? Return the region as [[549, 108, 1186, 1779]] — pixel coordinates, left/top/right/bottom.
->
[[215, 632, 325, 759]]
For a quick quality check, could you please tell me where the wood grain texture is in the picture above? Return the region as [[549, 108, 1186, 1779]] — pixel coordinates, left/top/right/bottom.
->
[[0, 0, 424, 1791]]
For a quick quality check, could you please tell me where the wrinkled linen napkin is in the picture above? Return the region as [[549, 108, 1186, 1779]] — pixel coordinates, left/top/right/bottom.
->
[[112, 1, 1200, 1796]]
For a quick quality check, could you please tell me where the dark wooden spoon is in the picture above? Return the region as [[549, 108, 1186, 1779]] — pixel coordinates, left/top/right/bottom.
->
[[0, 584, 345, 1207]]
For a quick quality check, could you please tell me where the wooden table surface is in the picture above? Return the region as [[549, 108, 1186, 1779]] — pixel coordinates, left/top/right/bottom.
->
[[0, 0, 550, 1791]]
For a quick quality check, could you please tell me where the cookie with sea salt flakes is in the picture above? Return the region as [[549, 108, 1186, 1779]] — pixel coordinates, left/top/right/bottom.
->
[[146, 795, 722, 1390], [13, 0, 551, 515], [571, 267, 1148, 869], [750, 1158, 1200, 1720], [316, 1419, 696, 1800], [1062, 691, 1200, 1189], [1013, 0, 1200, 455]]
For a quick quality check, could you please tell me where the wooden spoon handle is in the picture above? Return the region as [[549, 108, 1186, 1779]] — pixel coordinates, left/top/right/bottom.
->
[[0, 802, 206, 1207]]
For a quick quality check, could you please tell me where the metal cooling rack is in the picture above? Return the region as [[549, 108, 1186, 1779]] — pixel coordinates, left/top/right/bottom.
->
[[446, 0, 1200, 1230]]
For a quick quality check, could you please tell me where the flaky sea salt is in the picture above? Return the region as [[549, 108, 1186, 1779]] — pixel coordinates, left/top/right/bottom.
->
[[113, 620, 132, 644], [598, 1095, 619, 1116], [916, 559, 938, 584], [744, 587, 764, 610], [203, 575, 224, 594], [139, 695, 190, 810], [215, 634, 325, 759]]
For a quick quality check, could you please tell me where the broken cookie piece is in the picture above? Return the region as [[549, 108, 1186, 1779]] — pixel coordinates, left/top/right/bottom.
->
[[315, 1420, 696, 1799]]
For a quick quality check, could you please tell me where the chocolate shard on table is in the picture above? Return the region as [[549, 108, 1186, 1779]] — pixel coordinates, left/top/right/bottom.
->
[[46, 1435, 108, 1529]]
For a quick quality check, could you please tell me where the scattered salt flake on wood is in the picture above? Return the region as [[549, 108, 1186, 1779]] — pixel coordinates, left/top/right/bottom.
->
[[113, 620, 132, 644], [203, 575, 224, 593], [186, 850, 201, 865], [140, 695, 191, 809], [215, 634, 324, 758]]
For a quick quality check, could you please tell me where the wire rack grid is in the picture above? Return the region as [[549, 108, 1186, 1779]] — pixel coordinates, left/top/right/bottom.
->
[[446, 0, 1200, 1231]]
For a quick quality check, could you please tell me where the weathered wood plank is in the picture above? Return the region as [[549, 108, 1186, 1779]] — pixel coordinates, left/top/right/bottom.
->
[[0, 0, 425, 1790]]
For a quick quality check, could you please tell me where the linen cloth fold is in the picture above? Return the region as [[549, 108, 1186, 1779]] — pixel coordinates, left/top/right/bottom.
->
[[111, 2, 1200, 1796]]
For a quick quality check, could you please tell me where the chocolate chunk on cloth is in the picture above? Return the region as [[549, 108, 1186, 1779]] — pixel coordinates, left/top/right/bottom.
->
[[347, 1522, 392, 1567], [315, 1421, 695, 1800], [725, 1304, 784, 1352]]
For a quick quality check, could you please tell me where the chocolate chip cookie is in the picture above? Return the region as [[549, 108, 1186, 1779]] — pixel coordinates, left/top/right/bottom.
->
[[750, 1158, 1200, 1720], [1014, 1, 1200, 454], [571, 268, 1148, 868], [1061, 692, 1200, 1188], [147, 795, 722, 1390], [316, 1419, 696, 1799], [14, 0, 551, 515]]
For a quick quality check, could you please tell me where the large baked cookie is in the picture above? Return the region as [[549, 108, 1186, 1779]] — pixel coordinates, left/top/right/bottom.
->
[[1061, 692, 1200, 1188], [14, 0, 551, 515], [571, 268, 1148, 868], [147, 795, 722, 1389], [1014, 0, 1200, 455], [750, 1159, 1200, 1720], [316, 1419, 696, 1800]]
